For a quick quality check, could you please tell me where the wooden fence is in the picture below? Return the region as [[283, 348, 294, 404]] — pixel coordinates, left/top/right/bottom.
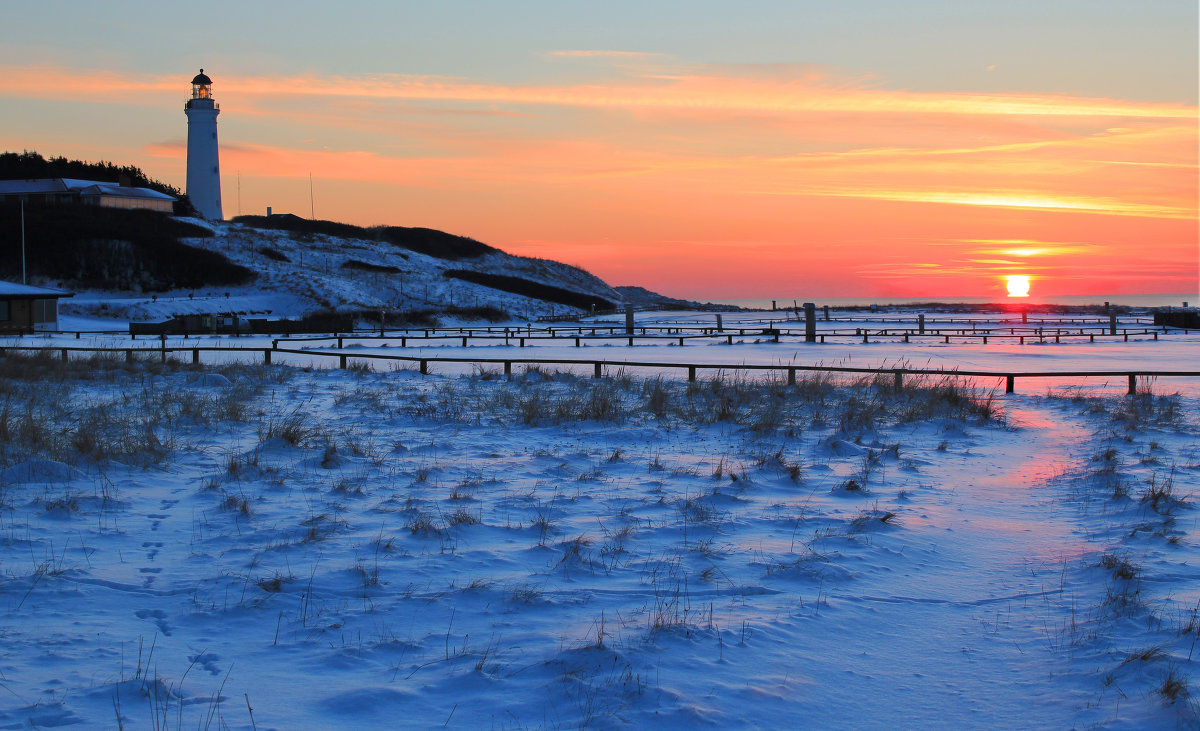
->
[[4, 343, 1199, 395]]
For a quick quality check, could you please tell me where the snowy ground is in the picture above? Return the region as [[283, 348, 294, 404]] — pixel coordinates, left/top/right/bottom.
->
[[1, 311, 1198, 729]]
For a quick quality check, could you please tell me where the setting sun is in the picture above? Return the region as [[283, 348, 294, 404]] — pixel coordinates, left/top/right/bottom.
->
[[1006, 275, 1031, 297]]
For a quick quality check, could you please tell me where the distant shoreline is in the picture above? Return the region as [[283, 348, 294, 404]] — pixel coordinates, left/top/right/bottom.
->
[[718, 293, 1195, 311]]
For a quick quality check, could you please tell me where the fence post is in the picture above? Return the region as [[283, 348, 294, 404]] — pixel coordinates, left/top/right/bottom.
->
[[804, 302, 816, 343], [716, 314, 723, 332], [419, 360, 428, 375], [625, 306, 635, 335], [823, 305, 830, 321], [126, 349, 133, 363], [918, 314, 925, 334], [192, 348, 200, 365], [60, 348, 68, 362], [1109, 313, 1117, 336], [264, 349, 272, 365], [1128, 374, 1137, 395], [339, 355, 347, 369], [593, 362, 602, 379], [1006, 375, 1014, 394], [504, 361, 512, 380], [893, 369, 903, 391], [788, 367, 796, 385], [688, 366, 696, 381]]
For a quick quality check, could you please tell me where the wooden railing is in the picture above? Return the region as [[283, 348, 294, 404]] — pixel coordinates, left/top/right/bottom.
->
[[3, 344, 1198, 395]]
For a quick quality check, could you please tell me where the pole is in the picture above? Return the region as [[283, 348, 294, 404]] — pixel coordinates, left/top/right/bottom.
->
[[20, 198, 26, 284]]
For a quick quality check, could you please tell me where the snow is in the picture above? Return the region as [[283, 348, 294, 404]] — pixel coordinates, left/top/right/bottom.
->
[[54, 221, 623, 326], [0, 309, 1198, 728]]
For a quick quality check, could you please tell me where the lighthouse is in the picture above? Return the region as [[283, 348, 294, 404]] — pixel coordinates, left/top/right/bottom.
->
[[184, 69, 223, 220]]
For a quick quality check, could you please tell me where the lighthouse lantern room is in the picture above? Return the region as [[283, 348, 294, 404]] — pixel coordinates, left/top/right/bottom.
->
[[184, 69, 223, 220]]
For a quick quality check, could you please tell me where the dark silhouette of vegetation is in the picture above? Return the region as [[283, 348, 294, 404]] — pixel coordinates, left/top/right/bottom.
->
[[257, 305, 509, 333], [443, 270, 614, 311], [375, 226, 497, 260], [258, 246, 290, 263], [0, 201, 254, 291], [0, 150, 197, 216], [232, 215, 498, 260], [341, 259, 402, 274]]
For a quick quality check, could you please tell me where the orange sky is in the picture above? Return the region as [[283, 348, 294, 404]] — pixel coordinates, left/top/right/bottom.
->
[[2, 54, 1196, 299]]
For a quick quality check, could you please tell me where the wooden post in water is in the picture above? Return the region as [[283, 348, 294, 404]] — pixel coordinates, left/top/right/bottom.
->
[[804, 302, 816, 343]]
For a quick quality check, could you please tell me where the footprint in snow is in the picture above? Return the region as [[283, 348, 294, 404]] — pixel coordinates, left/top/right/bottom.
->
[[188, 652, 223, 676], [134, 609, 171, 636], [142, 541, 163, 561]]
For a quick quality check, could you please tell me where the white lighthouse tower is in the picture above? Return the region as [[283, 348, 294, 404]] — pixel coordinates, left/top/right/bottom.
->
[[184, 69, 223, 220]]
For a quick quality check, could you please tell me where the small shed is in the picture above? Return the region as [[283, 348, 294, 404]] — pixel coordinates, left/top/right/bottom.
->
[[0, 281, 73, 332]]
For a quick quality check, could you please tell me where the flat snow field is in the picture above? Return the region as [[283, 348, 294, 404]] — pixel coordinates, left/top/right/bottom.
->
[[1, 314, 1198, 729]]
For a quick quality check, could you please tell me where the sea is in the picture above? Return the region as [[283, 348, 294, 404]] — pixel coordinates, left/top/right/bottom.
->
[[719, 294, 1197, 310]]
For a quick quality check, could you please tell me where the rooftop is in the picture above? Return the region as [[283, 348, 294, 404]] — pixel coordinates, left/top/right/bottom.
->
[[0, 178, 175, 201], [0, 281, 73, 298]]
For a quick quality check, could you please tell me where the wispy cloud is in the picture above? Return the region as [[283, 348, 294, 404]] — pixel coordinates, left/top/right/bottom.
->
[[0, 65, 1194, 120], [544, 50, 668, 59]]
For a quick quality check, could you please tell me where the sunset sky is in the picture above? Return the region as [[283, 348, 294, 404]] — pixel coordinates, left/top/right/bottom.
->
[[2, 1, 1196, 300]]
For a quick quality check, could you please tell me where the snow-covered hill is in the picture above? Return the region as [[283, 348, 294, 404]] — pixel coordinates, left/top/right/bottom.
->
[[59, 218, 624, 325]]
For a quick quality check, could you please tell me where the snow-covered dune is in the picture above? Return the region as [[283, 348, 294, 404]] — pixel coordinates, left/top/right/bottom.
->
[[61, 219, 626, 325]]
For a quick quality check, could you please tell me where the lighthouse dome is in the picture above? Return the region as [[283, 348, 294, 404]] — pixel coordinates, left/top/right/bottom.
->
[[191, 69, 212, 85]]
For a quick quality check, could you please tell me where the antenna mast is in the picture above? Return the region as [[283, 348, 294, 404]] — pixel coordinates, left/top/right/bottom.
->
[[308, 172, 315, 220]]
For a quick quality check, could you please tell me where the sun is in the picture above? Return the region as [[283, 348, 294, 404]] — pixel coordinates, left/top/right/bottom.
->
[[1006, 275, 1031, 298]]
